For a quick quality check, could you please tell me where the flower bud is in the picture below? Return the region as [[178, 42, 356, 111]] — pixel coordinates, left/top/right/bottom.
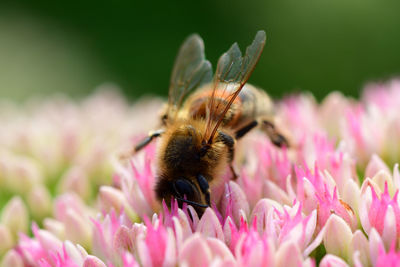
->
[[27, 185, 52, 220], [43, 218, 65, 240], [1, 250, 24, 267], [0, 224, 13, 256], [3, 156, 42, 194], [98, 186, 125, 213], [59, 167, 91, 201], [365, 154, 390, 180], [1, 196, 29, 237], [65, 209, 92, 249], [35, 227, 63, 252]]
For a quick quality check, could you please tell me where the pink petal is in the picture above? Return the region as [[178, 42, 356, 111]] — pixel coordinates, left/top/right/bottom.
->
[[320, 254, 349, 267], [83, 256, 107, 267], [196, 208, 224, 241], [220, 181, 250, 225], [275, 241, 302, 267], [365, 154, 390, 180], [1, 250, 24, 267], [206, 238, 235, 261], [179, 234, 212, 267], [349, 230, 369, 267]]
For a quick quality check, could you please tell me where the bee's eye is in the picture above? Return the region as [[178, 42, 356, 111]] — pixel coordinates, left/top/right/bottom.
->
[[173, 179, 194, 198]]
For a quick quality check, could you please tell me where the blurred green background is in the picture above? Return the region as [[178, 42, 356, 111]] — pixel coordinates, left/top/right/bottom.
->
[[1, 0, 400, 101]]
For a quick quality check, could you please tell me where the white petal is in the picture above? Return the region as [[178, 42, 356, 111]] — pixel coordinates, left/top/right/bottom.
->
[[349, 230, 369, 267], [381, 205, 397, 249], [359, 186, 373, 233], [324, 214, 353, 261], [369, 228, 384, 266]]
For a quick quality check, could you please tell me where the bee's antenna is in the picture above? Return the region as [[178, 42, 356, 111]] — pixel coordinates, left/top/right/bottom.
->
[[175, 197, 209, 208]]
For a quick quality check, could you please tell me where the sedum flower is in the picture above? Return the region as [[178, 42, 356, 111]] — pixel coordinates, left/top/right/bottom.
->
[[359, 181, 400, 249], [50, 193, 96, 249], [111, 143, 160, 219], [5, 79, 400, 266], [13, 223, 108, 267], [0, 88, 162, 252]]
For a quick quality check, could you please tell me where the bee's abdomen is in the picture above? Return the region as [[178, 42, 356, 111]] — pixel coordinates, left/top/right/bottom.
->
[[185, 84, 274, 130]]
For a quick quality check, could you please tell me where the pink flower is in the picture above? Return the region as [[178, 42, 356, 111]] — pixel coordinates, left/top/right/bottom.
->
[[229, 219, 274, 266], [360, 181, 400, 248], [136, 217, 177, 267], [316, 186, 357, 231], [51, 193, 95, 248], [91, 210, 132, 263], [275, 202, 317, 251], [278, 94, 320, 141], [375, 243, 400, 267], [38, 247, 80, 267], [7, 79, 400, 266], [113, 142, 160, 218], [16, 224, 62, 266], [292, 164, 357, 231], [238, 135, 291, 193]]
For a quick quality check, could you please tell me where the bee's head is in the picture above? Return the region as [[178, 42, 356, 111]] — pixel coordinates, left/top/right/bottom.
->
[[155, 174, 211, 217]]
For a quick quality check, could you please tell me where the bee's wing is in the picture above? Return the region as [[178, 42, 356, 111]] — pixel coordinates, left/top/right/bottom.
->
[[205, 30, 266, 143], [167, 34, 213, 122]]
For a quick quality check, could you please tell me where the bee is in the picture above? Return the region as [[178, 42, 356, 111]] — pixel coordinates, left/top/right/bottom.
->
[[133, 31, 288, 216]]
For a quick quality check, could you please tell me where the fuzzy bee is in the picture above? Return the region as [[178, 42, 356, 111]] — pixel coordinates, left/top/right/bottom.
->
[[133, 31, 288, 215]]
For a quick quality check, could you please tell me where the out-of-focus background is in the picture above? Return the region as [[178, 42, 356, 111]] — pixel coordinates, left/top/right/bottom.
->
[[1, 0, 400, 101]]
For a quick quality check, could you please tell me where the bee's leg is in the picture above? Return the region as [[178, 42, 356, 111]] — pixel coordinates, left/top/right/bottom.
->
[[196, 174, 211, 206], [260, 120, 289, 148], [235, 119, 289, 148], [119, 129, 164, 160], [235, 120, 258, 139], [134, 129, 165, 152], [229, 165, 238, 180], [217, 131, 238, 180]]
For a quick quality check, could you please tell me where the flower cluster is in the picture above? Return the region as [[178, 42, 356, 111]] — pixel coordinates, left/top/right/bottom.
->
[[2, 80, 400, 266], [0, 87, 162, 258]]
